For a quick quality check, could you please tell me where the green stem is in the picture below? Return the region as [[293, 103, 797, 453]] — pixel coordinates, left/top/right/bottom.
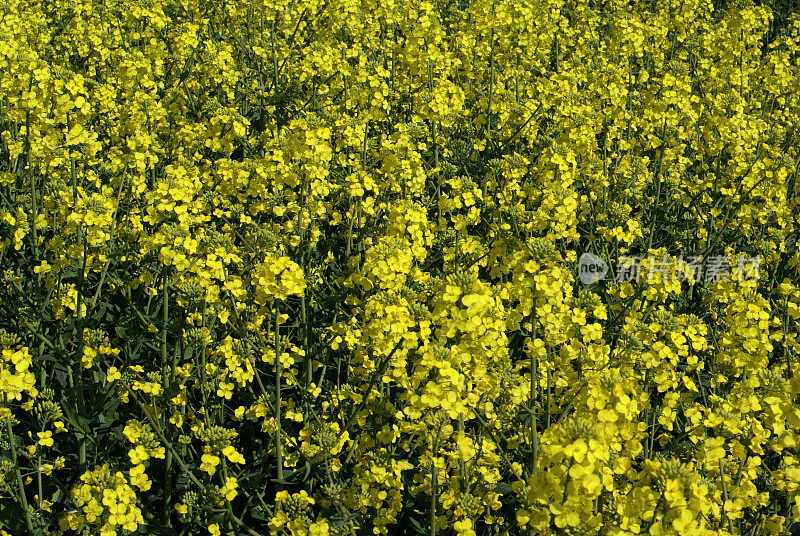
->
[[122, 382, 205, 490], [488, 29, 495, 137], [4, 394, 35, 535], [430, 429, 438, 536], [546, 344, 552, 428], [35, 448, 43, 513], [26, 109, 38, 265], [719, 459, 734, 534], [161, 269, 173, 526], [458, 412, 468, 494], [530, 279, 539, 475], [275, 306, 284, 483], [74, 218, 88, 475]]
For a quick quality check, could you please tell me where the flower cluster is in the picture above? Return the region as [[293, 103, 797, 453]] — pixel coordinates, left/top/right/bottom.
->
[[0, 0, 799, 535]]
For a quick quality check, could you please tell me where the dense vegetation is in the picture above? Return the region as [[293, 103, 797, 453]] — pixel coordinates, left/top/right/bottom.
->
[[1, 0, 799, 535]]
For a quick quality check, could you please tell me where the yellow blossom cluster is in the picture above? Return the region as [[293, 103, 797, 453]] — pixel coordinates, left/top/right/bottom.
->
[[0, 0, 799, 535]]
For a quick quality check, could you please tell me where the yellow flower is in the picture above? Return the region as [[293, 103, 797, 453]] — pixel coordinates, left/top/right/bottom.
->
[[200, 453, 220, 475], [129, 464, 151, 492], [107, 367, 121, 383], [220, 477, 238, 501], [37, 430, 54, 447], [269, 511, 289, 534], [222, 445, 245, 464], [169, 412, 184, 427], [128, 445, 149, 465], [308, 520, 329, 536]]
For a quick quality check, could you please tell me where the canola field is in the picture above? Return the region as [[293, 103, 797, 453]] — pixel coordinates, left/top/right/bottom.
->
[[1, 0, 800, 534]]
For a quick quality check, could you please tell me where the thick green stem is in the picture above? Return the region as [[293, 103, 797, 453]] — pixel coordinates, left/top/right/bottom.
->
[[73, 166, 88, 475]]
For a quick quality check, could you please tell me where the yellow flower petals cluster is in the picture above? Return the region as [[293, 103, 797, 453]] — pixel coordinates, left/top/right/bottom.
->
[[0, 0, 799, 534]]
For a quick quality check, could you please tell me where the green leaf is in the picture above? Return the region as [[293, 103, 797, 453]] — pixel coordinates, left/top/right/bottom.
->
[[60, 402, 89, 439], [408, 516, 427, 535]]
